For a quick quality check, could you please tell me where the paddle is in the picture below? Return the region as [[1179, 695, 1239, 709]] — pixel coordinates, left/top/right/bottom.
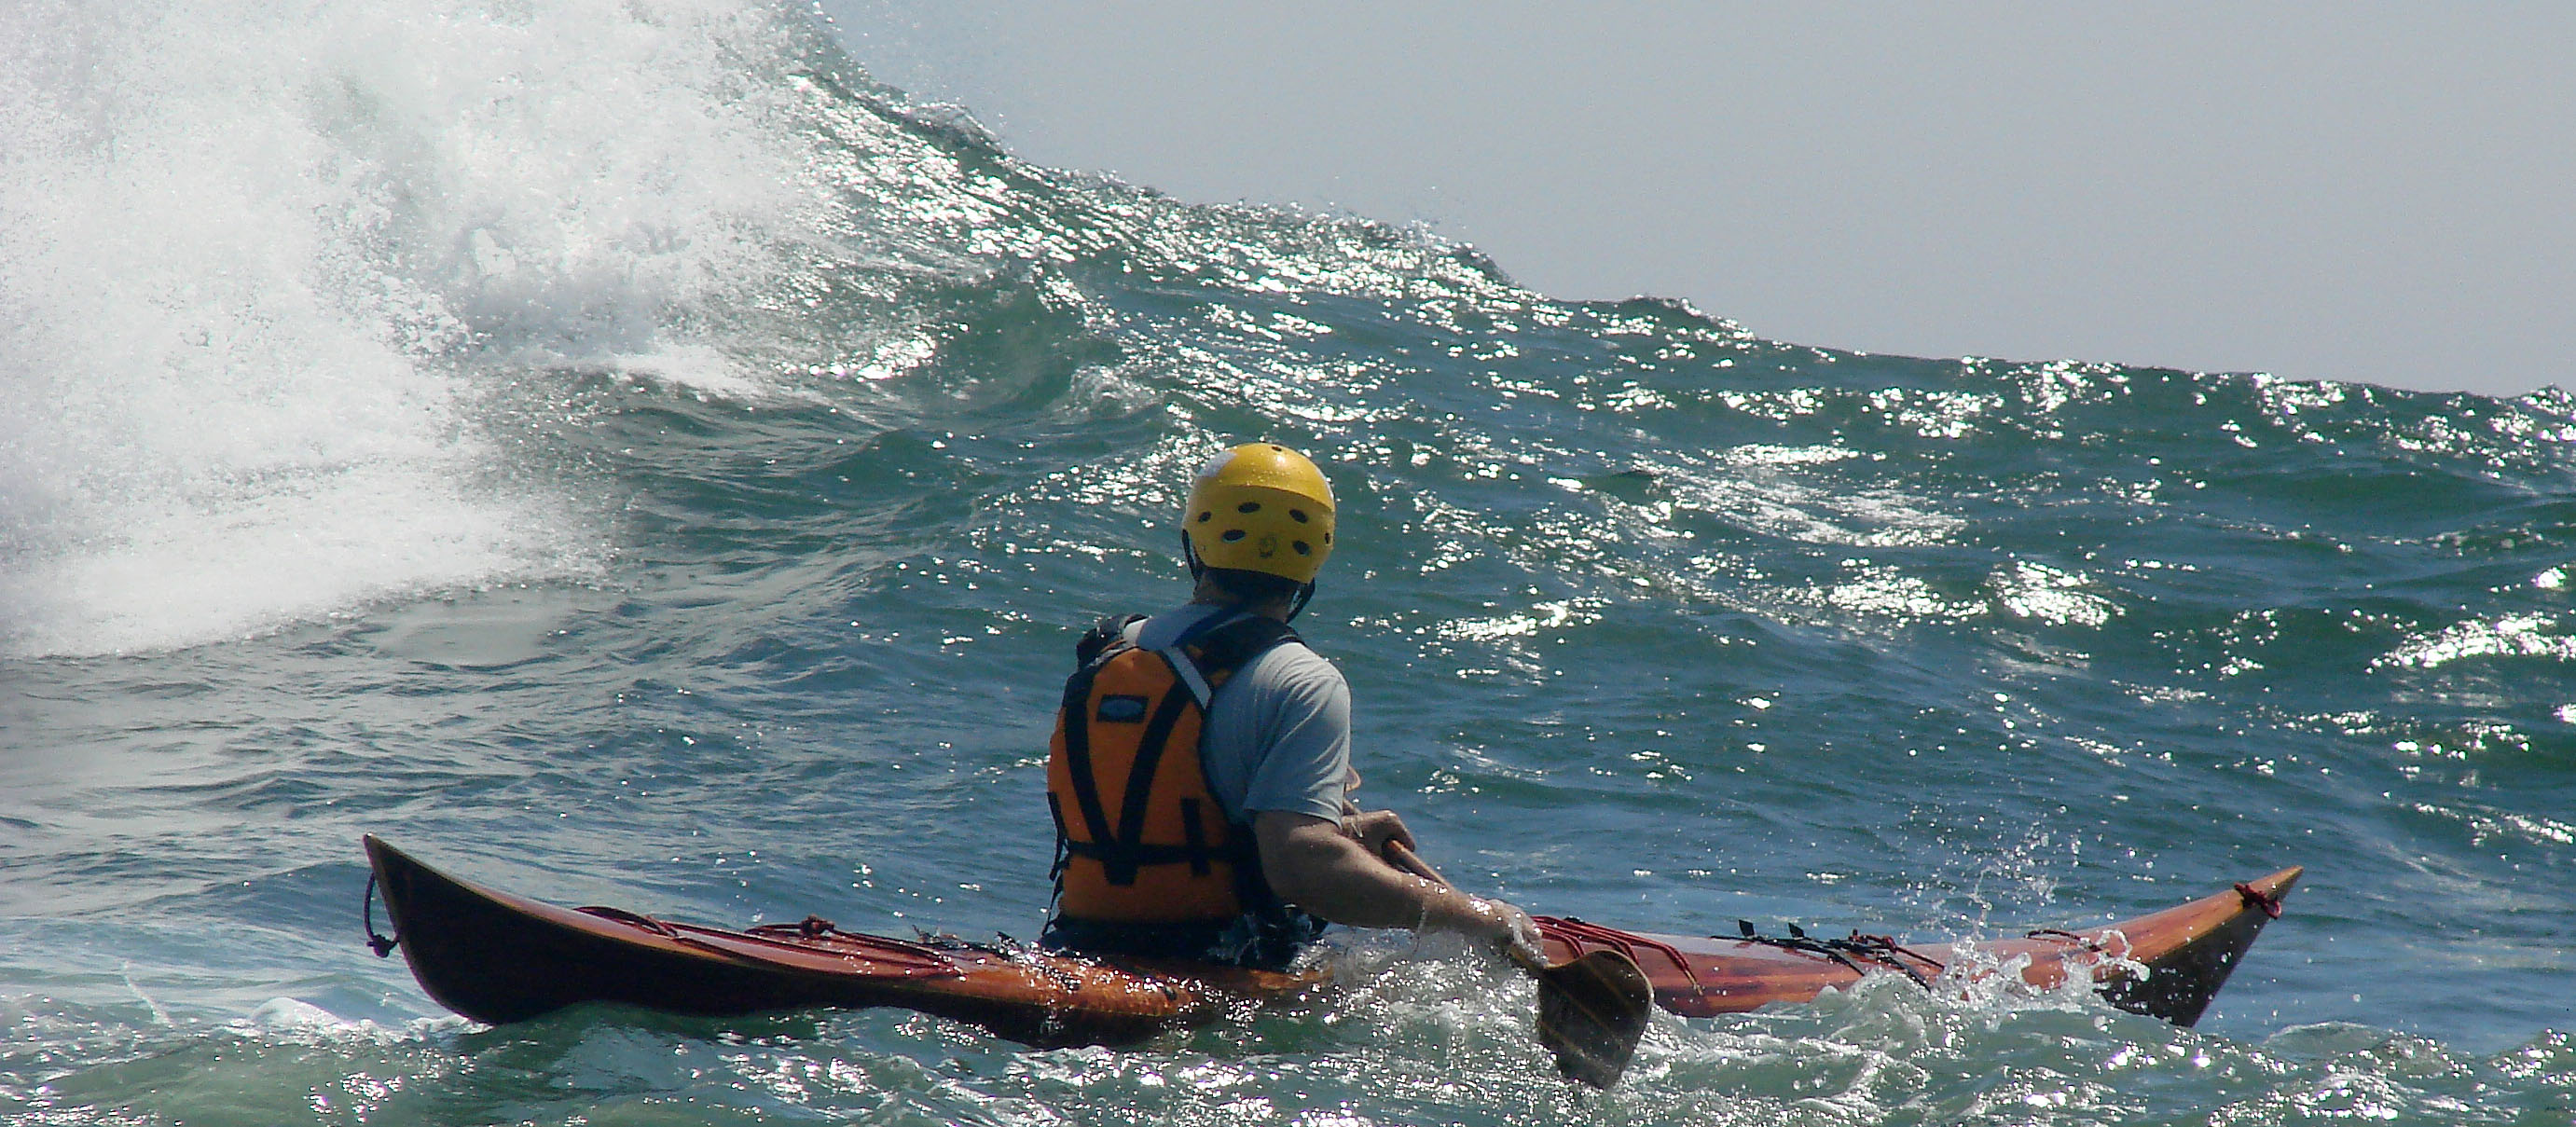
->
[[1382, 841, 1653, 1089]]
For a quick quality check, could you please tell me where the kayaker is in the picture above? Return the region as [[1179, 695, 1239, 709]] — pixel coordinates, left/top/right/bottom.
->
[[1042, 442, 1539, 969]]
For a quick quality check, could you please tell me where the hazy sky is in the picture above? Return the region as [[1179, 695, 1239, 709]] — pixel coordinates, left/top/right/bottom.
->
[[821, 2, 2571, 397]]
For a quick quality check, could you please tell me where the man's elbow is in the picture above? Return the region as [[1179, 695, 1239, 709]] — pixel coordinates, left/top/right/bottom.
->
[[1262, 865, 1326, 912], [1251, 814, 1348, 913], [1258, 842, 1334, 910]]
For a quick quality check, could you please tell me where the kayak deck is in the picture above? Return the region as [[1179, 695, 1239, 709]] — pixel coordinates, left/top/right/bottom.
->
[[1536, 865, 2300, 1027], [363, 836, 2296, 1043]]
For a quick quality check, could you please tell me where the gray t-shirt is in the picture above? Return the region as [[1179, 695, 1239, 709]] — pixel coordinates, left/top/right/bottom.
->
[[1130, 603, 1352, 824]]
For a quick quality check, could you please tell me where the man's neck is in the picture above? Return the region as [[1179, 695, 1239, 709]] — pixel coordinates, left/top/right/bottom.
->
[[1189, 579, 1295, 623]]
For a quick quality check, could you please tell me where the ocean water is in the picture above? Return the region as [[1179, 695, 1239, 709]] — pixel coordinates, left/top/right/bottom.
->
[[4, 0, 2572, 1123]]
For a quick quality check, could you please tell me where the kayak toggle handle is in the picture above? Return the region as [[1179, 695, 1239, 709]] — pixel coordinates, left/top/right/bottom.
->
[[2233, 882, 2284, 919], [363, 873, 400, 957]]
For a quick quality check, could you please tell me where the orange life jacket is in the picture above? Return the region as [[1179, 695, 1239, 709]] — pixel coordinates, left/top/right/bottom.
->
[[1045, 612, 1299, 926]]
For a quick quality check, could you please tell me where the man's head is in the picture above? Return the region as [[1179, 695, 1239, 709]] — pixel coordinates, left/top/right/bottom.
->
[[1181, 443, 1336, 608]]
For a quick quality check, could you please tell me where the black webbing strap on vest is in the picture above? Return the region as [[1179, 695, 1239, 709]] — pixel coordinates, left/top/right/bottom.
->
[[1051, 614, 1140, 885], [1052, 612, 1294, 887], [1088, 683, 1198, 885]]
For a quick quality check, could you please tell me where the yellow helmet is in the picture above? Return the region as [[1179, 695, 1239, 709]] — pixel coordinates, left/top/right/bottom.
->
[[1182, 443, 1336, 584]]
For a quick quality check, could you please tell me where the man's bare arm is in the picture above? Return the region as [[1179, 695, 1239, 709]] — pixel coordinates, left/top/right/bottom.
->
[[1253, 810, 1533, 947]]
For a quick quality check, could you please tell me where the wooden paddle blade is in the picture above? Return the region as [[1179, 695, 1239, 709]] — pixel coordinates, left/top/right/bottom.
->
[[1536, 950, 1653, 1089]]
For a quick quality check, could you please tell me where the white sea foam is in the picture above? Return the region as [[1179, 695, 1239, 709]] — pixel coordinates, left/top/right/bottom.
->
[[233, 996, 471, 1046], [0, 0, 834, 656]]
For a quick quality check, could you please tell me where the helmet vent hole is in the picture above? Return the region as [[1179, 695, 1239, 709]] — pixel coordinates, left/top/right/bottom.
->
[[1293, 542, 1311, 555], [1324, 531, 1334, 543], [1289, 509, 1309, 523], [1221, 529, 1247, 542], [1236, 502, 1260, 514], [1195, 511, 1211, 523]]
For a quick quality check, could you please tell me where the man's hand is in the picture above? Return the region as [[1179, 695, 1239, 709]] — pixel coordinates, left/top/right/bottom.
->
[[1338, 805, 1415, 859], [1426, 890, 1542, 960]]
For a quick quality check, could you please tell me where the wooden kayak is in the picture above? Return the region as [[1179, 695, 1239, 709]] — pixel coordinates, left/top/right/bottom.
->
[[361, 835, 2297, 1044]]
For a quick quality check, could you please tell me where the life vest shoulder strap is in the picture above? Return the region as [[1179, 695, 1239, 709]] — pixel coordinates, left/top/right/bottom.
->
[[1068, 610, 1302, 706], [1073, 612, 1148, 669], [1174, 613, 1301, 690]]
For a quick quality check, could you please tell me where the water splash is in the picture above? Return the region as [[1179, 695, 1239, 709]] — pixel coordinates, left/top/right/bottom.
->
[[0, 0, 851, 655]]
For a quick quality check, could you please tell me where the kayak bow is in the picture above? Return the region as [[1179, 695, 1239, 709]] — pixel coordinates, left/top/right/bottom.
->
[[1534, 864, 2301, 1028]]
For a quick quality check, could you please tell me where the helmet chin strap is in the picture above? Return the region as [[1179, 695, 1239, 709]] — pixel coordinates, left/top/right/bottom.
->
[[1284, 581, 1315, 623], [1181, 530, 1208, 582]]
